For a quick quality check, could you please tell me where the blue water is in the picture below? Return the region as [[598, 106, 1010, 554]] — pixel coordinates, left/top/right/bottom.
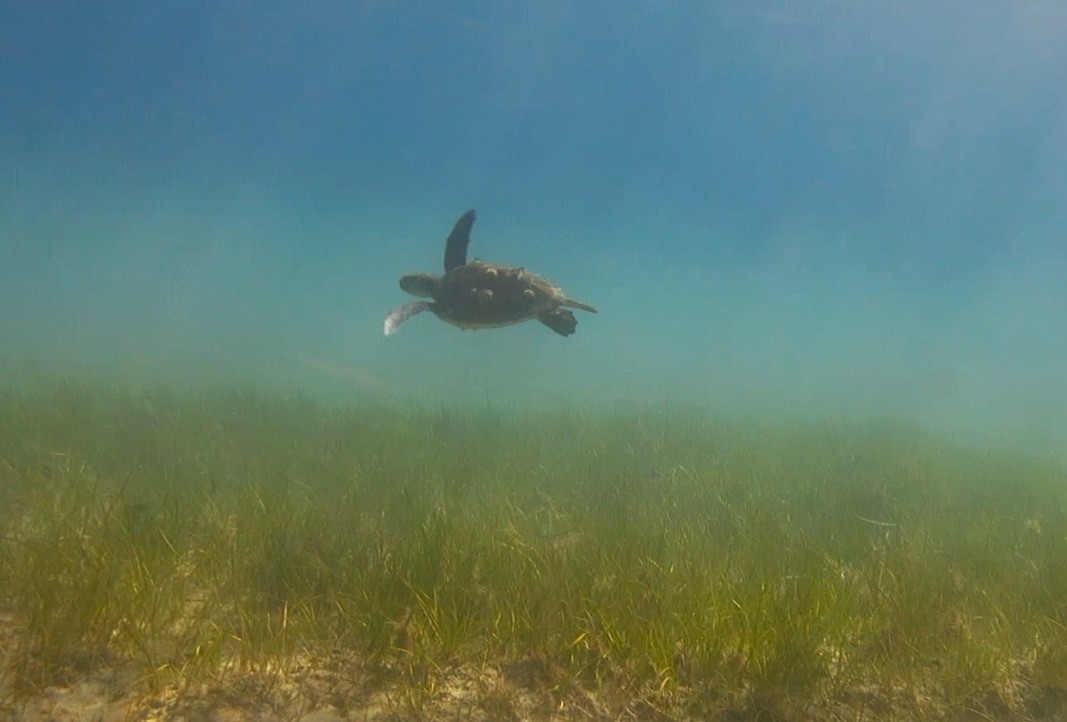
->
[[1, 3, 1065, 453]]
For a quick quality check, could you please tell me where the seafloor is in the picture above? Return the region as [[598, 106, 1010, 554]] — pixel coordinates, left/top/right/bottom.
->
[[2, 383, 1067, 721]]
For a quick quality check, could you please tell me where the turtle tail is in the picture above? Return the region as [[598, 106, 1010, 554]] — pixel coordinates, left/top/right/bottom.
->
[[563, 298, 598, 314]]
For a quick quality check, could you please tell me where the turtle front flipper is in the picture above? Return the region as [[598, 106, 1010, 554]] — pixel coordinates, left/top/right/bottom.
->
[[538, 308, 578, 337], [444, 209, 476, 273], [384, 301, 430, 336]]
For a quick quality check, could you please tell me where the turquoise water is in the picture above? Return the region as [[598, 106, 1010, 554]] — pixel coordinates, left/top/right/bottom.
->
[[1, 3, 1064, 453]]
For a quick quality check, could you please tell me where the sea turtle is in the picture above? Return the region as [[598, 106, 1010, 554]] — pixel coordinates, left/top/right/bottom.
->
[[383, 209, 597, 337]]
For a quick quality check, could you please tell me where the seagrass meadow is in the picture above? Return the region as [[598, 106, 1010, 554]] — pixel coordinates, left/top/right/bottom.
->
[[6, 1, 1067, 719], [2, 381, 1067, 721]]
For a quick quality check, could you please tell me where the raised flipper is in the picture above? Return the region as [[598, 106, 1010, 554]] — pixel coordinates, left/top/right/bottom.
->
[[444, 209, 476, 273], [538, 308, 578, 336], [383, 301, 429, 336]]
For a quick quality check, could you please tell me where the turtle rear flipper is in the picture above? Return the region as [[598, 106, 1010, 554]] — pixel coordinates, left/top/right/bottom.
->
[[538, 308, 578, 336], [384, 302, 430, 336]]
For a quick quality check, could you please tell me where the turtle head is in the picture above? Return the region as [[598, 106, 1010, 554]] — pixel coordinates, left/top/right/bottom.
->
[[399, 273, 442, 299]]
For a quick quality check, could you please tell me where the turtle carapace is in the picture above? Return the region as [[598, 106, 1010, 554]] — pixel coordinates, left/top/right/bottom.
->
[[383, 210, 597, 337]]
